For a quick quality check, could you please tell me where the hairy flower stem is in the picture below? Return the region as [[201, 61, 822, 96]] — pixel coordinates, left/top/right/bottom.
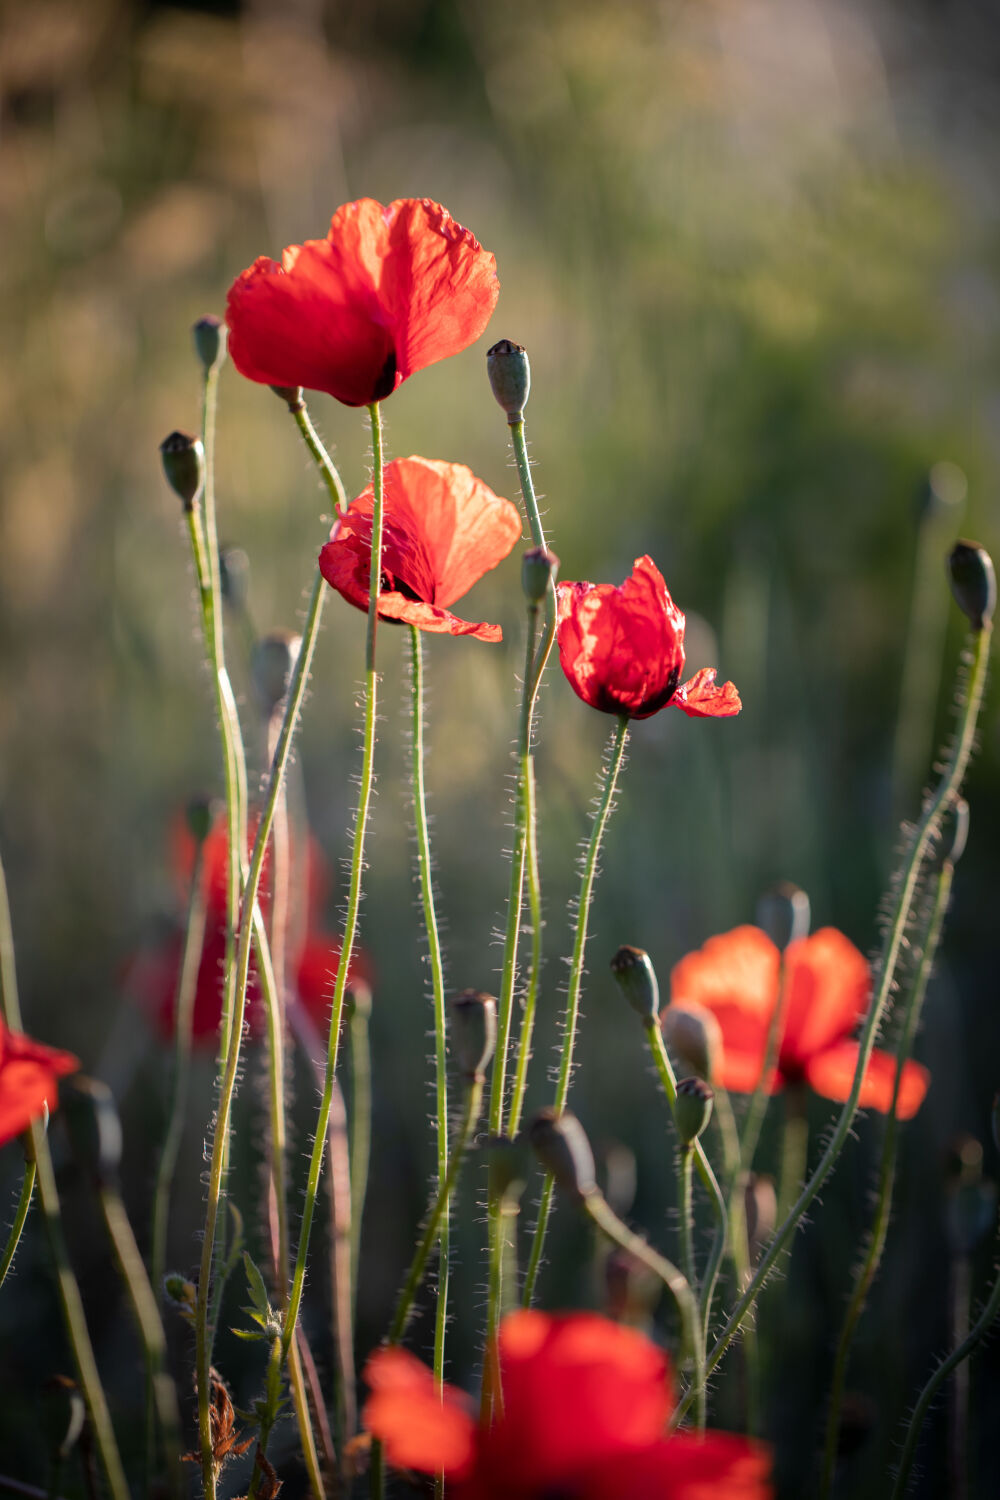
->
[[507, 606, 542, 1141], [521, 717, 630, 1312], [280, 401, 385, 1368], [678, 1146, 706, 1429], [408, 625, 451, 1389], [0, 1153, 35, 1288], [674, 622, 992, 1425], [348, 998, 372, 1296], [819, 859, 953, 1498]]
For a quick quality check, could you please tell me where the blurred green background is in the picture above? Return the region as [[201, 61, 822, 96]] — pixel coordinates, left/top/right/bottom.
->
[[3, 0, 1000, 1494]]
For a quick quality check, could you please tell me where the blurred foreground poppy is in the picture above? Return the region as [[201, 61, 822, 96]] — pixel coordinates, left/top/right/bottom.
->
[[0, 1018, 78, 1146], [319, 457, 521, 642], [226, 198, 499, 407], [556, 556, 741, 720], [364, 1310, 771, 1498], [670, 926, 928, 1117]]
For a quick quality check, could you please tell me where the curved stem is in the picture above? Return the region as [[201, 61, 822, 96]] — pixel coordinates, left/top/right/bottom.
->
[[583, 1191, 698, 1369], [521, 717, 630, 1309], [0, 1155, 35, 1288], [820, 859, 953, 1498], [674, 622, 992, 1424], [290, 400, 348, 516], [408, 625, 451, 1389], [678, 1146, 705, 1429], [281, 401, 385, 1364]]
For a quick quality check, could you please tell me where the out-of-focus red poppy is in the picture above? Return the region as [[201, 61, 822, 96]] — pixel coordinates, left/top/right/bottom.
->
[[670, 926, 929, 1118], [364, 1310, 772, 1499], [128, 813, 370, 1045], [319, 457, 521, 643], [556, 556, 741, 720], [0, 1018, 78, 1146], [226, 198, 499, 407]]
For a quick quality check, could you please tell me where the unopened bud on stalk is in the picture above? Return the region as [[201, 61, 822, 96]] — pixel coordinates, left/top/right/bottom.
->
[[934, 797, 969, 871], [674, 1077, 714, 1146], [610, 945, 659, 1022], [270, 384, 304, 412], [63, 1077, 123, 1187], [949, 540, 996, 631], [252, 630, 302, 719], [346, 978, 373, 1022], [487, 1134, 530, 1206], [185, 794, 215, 846], [219, 546, 250, 612], [756, 882, 810, 950], [487, 339, 530, 423], [450, 990, 497, 1080], [522, 545, 559, 603], [192, 315, 227, 373], [529, 1108, 597, 1202], [159, 430, 204, 511], [661, 1002, 722, 1083]]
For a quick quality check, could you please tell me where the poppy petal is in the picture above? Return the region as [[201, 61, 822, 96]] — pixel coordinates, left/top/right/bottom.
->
[[0, 1027, 78, 1146], [781, 929, 871, 1072], [806, 1042, 930, 1119], [362, 1347, 476, 1478], [570, 1434, 773, 1499], [671, 668, 742, 718]]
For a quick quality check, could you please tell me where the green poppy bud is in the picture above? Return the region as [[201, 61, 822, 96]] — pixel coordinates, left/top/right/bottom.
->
[[522, 545, 559, 603], [610, 945, 659, 1022], [674, 1076, 714, 1146], [528, 1108, 597, 1202], [450, 990, 497, 1080], [192, 315, 228, 373], [251, 630, 302, 719], [949, 540, 996, 631], [487, 339, 530, 423], [661, 1002, 722, 1084], [756, 882, 810, 951], [159, 430, 204, 511]]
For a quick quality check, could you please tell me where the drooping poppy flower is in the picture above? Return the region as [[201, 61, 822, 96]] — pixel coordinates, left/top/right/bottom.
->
[[364, 1310, 772, 1499], [0, 1017, 78, 1147], [669, 926, 929, 1118], [556, 556, 741, 720], [226, 198, 499, 407], [127, 812, 370, 1045], [319, 457, 521, 643]]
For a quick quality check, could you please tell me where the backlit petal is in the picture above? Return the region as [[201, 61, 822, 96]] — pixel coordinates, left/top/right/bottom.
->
[[781, 929, 871, 1072], [806, 1042, 930, 1119], [363, 1347, 477, 1478], [671, 668, 742, 718]]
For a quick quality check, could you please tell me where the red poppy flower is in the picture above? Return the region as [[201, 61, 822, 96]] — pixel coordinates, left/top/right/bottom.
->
[[226, 198, 499, 407], [669, 926, 929, 1118], [556, 557, 741, 720], [364, 1310, 772, 1499], [0, 1018, 78, 1147], [127, 813, 370, 1045], [319, 457, 521, 643]]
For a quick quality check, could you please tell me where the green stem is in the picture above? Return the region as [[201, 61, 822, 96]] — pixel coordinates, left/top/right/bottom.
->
[[507, 612, 542, 1142], [522, 717, 630, 1309], [679, 1146, 705, 1429], [348, 998, 372, 1297], [583, 1191, 699, 1368], [281, 401, 385, 1365], [820, 860, 953, 1498], [290, 399, 349, 516], [674, 622, 992, 1424], [408, 624, 451, 1389], [777, 1088, 808, 1228], [0, 1155, 36, 1288]]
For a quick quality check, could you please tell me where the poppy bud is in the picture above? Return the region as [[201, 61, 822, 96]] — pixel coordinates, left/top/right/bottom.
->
[[610, 945, 659, 1023], [522, 545, 559, 603], [918, 461, 966, 522], [63, 1077, 123, 1187], [185, 794, 215, 846], [270, 384, 305, 412], [346, 978, 373, 1022], [192, 315, 227, 374], [450, 990, 497, 1080], [164, 1274, 197, 1321], [756, 882, 810, 951], [219, 546, 250, 612], [674, 1076, 714, 1146], [529, 1108, 597, 1202], [159, 430, 204, 511], [487, 1134, 530, 1206], [487, 339, 530, 423], [660, 1002, 722, 1084], [948, 540, 996, 631], [252, 630, 302, 719]]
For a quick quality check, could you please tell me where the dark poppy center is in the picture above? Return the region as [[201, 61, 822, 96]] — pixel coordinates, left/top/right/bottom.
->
[[371, 348, 398, 402]]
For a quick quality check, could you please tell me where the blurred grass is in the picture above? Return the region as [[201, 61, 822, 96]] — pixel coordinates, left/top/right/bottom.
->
[[3, 0, 1000, 1494]]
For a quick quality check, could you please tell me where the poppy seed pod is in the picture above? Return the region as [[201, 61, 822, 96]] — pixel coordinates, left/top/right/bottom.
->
[[674, 1077, 714, 1146], [252, 630, 302, 719], [487, 338, 531, 422], [522, 545, 559, 604], [661, 1002, 722, 1084], [948, 540, 996, 631], [63, 1077, 123, 1187], [610, 945, 660, 1023], [755, 882, 811, 951], [159, 430, 205, 511], [193, 315, 227, 373], [450, 990, 497, 1080], [529, 1108, 597, 1202]]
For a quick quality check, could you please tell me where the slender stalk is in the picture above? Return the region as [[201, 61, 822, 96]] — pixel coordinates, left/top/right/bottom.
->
[[348, 993, 372, 1296], [0, 1155, 36, 1288], [281, 401, 385, 1365], [408, 624, 451, 1388], [674, 623, 992, 1423], [678, 1146, 705, 1429], [507, 614, 542, 1141], [287, 1337, 325, 1500], [820, 861, 952, 1497], [583, 1191, 699, 1367], [290, 399, 349, 516], [891, 1217, 1000, 1500], [777, 1088, 809, 1227], [521, 717, 630, 1309], [0, 846, 23, 1032]]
